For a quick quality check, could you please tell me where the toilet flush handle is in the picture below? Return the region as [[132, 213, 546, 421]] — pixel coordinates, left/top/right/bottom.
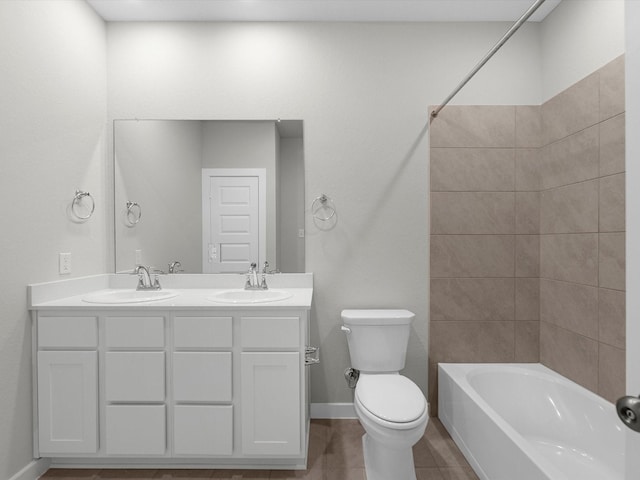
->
[[341, 325, 351, 334]]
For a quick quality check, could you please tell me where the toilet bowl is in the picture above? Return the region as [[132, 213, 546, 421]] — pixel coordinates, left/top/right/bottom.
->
[[354, 373, 428, 480], [341, 309, 428, 480]]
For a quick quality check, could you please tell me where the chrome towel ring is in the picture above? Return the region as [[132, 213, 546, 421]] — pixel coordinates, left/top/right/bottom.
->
[[311, 194, 336, 221], [126, 201, 142, 225], [71, 190, 95, 220]]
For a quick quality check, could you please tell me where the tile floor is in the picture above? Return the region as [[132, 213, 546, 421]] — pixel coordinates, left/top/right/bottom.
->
[[40, 418, 479, 480]]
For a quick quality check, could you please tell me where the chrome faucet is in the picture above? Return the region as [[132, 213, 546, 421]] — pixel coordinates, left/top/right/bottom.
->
[[168, 261, 183, 274], [245, 262, 269, 290], [134, 265, 162, 291]]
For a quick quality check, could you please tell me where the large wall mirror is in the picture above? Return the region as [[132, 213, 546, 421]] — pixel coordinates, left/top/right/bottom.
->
[[114, 119, 305, 274]]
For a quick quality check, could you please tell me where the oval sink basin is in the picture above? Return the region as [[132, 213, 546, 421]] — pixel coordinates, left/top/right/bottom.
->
[[82, 289, 179, 304], [208, 289, 292, 304]]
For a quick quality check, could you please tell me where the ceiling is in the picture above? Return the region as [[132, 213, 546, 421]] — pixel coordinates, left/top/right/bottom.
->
[[86, 0, 562, 23]]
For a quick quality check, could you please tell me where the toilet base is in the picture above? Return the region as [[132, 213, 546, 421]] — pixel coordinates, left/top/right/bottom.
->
[[362, 433, 417, 480]]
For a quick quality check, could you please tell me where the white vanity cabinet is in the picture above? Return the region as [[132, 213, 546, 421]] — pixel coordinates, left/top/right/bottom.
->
[[31, 304, 312, 469]]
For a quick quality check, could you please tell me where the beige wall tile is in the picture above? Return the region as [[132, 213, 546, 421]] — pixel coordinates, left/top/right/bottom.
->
[[430, 321, 515, 363], [515, 192, 540, 234], [599, 232, 625, 290], [516, 105, 542, 148], [540, 234, 598, 285], [515, 148, 541, 191], [599, 55, 625, 122], [430, 106, 515, 148], [540, 279, 598, 339], [431, 235, 515, 278], [515, 321, 540, 362], [431, 192, 515, 234], [430, 278, 514, 321], [515, 235, 539, 277], [515, 278, 539, 321], [540, 180, 599, 234], [598, 343, 626, 404], [599, 174, 625, 232], [540, 322, 598, 392], [600, 114, 625, 176], [431, 148, 515, 191], [540, 126, 599, 190], [542, 72, 599, 144], [599, 288, 626, 349]]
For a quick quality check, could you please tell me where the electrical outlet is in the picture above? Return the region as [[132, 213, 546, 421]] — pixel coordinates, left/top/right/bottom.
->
[[59, 252, 71, 275], [298, 229, 305, 238]]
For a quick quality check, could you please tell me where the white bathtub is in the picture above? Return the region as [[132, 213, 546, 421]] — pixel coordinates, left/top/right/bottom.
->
[[438, 363, 624, 480]]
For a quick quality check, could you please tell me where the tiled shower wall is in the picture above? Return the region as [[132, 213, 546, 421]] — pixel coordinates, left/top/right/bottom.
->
[[428, 105, 542, 411], [539, 56, 625, 403], [428, 55, 625, 410]]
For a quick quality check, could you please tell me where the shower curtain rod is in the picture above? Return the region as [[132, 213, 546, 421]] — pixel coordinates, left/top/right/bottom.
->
[[430, 0, 547, 119]]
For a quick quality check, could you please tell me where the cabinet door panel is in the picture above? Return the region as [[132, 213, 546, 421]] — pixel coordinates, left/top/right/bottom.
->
[[105, 405, 166, 455], [174, 405, 233, 456], [105, 352, 165, 402], [241, 317, 300, 349], [241, 352, 300, 455], [174, 316, 232, 349], [173, 352, 232, 402], [105, 316, 164, 348], [38, 316, 97, 348], [37, 351, 97, 454]]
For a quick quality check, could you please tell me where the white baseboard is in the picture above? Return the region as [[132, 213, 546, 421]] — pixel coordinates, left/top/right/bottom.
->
[[9, 459, 51, 480], [310, 403, 356, 419]]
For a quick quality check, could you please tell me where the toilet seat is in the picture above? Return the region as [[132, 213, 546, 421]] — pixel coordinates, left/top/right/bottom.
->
[[355, 374, 426, 427]]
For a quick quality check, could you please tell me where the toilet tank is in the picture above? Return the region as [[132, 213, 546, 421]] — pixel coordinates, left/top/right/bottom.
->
[[341, 309, 414, 373]]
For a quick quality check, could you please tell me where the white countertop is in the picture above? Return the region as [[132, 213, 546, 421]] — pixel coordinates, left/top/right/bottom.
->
[[28, 274, 313, 311]]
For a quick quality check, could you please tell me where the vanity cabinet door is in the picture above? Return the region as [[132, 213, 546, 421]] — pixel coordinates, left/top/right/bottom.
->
[[173, 352, 232, 402], [240, 352, 301, 455], [105, 352, 165, 402], [37, 351, 98, 454], [173, 405, 233, 456], [105, 405, 166, 455]]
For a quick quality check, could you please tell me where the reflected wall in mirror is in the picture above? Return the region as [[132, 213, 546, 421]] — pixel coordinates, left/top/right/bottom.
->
[[114, 120, 305, 274]]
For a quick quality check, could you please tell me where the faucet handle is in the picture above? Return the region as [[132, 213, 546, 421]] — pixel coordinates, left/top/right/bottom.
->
[[262, 261, 269, 274]]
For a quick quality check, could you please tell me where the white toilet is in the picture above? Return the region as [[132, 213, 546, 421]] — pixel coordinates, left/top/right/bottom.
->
[[341, 309, 428, 480]]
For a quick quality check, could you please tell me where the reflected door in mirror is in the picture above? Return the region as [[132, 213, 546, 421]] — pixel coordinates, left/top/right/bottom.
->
[[202, 169, 266, 273]]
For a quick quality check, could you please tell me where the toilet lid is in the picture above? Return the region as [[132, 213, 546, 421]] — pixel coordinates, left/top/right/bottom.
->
[[355, 375, 426, 423]]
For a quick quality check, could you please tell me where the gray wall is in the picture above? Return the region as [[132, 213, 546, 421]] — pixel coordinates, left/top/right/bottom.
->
[[0, 4, 630, 478], [106, 21, 545, 404], [0, 1, 107, 478], [279, 137, 305, 273]]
